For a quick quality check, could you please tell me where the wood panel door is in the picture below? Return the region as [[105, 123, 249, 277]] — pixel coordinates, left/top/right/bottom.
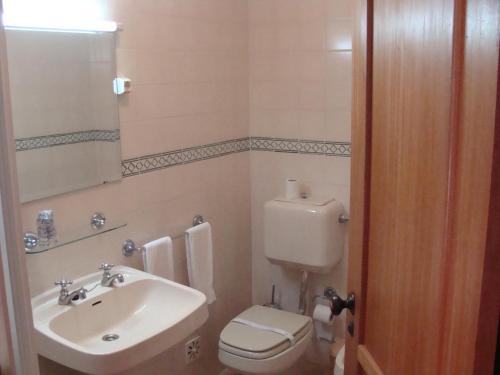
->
[[346, 0, 500, 374]]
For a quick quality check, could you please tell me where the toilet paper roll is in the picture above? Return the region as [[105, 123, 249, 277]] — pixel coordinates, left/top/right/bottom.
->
[[314, 320, 334, 342], [313, 304, 334, 325], [285, 178, 299, 199]]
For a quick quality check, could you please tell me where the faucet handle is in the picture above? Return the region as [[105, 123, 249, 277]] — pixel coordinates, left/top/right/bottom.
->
[[78, 287, 88, 299], [54, 279, 73, 289], [99, 263, 114, 272]]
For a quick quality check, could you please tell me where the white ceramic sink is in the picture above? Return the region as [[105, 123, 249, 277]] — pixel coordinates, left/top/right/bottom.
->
[[32, 266, 208, 374]]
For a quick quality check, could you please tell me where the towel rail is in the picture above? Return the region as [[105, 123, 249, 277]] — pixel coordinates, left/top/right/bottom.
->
[[122, 214, 204, 257]]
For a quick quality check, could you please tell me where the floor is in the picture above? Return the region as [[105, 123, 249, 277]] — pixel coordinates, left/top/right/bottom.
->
[[219, 357, 330, 375]]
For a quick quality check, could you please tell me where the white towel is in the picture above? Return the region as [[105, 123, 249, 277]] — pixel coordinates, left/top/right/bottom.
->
[[142, 237, 175, 280], [185, 222, 216, 304]]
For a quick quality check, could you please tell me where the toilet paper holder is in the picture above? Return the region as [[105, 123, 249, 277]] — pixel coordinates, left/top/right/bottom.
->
[[324, 287, 355, 316]]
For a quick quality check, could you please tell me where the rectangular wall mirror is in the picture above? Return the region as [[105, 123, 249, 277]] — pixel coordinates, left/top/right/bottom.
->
[[5, 28, 122, 202]]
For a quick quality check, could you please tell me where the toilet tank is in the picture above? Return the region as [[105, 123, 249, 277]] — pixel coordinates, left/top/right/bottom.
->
[[264, 196, 345, 273]]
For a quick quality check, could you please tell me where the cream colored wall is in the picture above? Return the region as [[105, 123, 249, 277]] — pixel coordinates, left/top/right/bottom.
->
[[19, 0, 353, 373], [248, 0, 353, 360], [22, 1, 251, 374]]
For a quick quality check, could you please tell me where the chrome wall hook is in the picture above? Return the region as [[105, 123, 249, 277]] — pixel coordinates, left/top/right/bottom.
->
[[192, 214, 204, 226], [122, 239, 144, 257]]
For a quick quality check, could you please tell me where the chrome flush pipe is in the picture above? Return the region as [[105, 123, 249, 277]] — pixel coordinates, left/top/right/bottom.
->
[[298, 270, 309, 315]]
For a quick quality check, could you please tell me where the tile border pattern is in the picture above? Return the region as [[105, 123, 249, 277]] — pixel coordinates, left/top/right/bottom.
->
[[122, 137, 351, 177], [16, 129, 120, 152], [250, 137, 351, 156], [122, 138, 250, 177]]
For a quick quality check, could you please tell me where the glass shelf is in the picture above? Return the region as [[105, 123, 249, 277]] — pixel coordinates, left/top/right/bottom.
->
[[25, 220, 127, 254]]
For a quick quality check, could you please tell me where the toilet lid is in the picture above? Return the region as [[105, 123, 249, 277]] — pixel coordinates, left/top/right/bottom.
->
[[220, 305, 312, 357]]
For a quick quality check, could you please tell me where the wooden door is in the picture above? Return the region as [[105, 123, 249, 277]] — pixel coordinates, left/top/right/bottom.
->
[[347, 0, 500, 374]]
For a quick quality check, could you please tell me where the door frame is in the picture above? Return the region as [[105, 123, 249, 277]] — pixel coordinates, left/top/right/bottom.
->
[[471, 46, 500, 375], [347, 0, 500, 374], [0, 1, 40, 373], [346, 0, 373, 373]]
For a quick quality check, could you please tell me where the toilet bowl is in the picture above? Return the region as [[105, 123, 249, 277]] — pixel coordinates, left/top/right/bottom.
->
[[218, 305, 312, 374]]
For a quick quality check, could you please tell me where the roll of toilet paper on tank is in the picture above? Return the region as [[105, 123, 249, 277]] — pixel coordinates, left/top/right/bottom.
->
[[285, 178, 299, 199], [313, 304, 334, 325]]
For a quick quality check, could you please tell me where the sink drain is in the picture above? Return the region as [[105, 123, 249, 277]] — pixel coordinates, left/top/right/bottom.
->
[[102, 334, 119, 342]]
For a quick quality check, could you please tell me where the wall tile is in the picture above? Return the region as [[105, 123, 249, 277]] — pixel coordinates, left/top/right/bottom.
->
[[275, 24, 301, 51], [326, 0, 355, 19], [298, 0, 326, 21], [298, 111, 326, 141], [300, 20, 326, 51], [249, 0, 275, 25], [326, 51, 353, 111], [326, 18, 353, 51]]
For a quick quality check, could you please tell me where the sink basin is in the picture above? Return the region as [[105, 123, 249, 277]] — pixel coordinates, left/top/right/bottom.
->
[[32, 266, 208, 374]]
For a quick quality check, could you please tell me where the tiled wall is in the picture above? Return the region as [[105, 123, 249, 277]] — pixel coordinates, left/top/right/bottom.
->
[[19, 0, 352, 373], [113, 0, 249, 158], [248, 0, 353, 358], [249, 0, 352, 142], [22, 1, 251, 374]]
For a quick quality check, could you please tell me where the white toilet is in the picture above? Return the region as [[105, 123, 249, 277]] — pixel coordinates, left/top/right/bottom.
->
[[219, 305, 313, 374], [218, 195, 345, 374]]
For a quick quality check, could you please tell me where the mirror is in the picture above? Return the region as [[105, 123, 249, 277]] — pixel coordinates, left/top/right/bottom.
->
[[5, 29, 122, 202]]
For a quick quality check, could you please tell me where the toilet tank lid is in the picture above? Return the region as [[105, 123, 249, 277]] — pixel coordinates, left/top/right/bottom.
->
[[274, 194, 335, 206]]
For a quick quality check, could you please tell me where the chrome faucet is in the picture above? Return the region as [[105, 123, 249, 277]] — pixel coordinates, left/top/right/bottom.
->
[[99, 263, 124, 287], [55, 279, 87, 305]]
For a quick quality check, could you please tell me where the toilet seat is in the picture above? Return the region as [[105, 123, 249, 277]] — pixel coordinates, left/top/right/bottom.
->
[[218, 305, 312, 373]]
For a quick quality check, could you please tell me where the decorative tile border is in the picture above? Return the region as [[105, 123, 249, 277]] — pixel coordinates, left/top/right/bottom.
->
[[251, 137, 300, 153], [251, 137, 351, 157], [122, 137, 351, 177], [17, 130, 350, 177], [122, 138, 250, 177], [16, 129, 120, 151]]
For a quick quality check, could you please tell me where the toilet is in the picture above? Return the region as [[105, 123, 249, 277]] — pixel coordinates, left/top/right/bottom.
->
[[219, 195, 345, 374], [218, 305, 313, 374]]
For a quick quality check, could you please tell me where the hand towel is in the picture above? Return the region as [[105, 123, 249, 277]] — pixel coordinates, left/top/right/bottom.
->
[[142, 236, 175, 280], [185, 222, 216, 304]]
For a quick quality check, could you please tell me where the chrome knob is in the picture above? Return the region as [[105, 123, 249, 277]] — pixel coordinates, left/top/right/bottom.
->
[[54, 279, 73, 290], [99, 263, 114, 271], [90, 213, 106, 230], [24, 232, 39, 251]]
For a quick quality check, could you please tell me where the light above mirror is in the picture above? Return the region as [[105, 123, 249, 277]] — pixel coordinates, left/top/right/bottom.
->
[[2, 0, 116, 33], [2, 16, 118, 33]]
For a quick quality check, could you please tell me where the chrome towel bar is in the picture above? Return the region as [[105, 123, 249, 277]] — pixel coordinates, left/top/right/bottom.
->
[[122, 214, 205, 257]]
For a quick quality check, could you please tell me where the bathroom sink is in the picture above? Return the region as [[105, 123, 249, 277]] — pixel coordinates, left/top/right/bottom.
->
[[31, 266, 208, 374]]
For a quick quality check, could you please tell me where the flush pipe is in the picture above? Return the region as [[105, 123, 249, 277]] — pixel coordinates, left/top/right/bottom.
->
[[298, 270, 309, 315]]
